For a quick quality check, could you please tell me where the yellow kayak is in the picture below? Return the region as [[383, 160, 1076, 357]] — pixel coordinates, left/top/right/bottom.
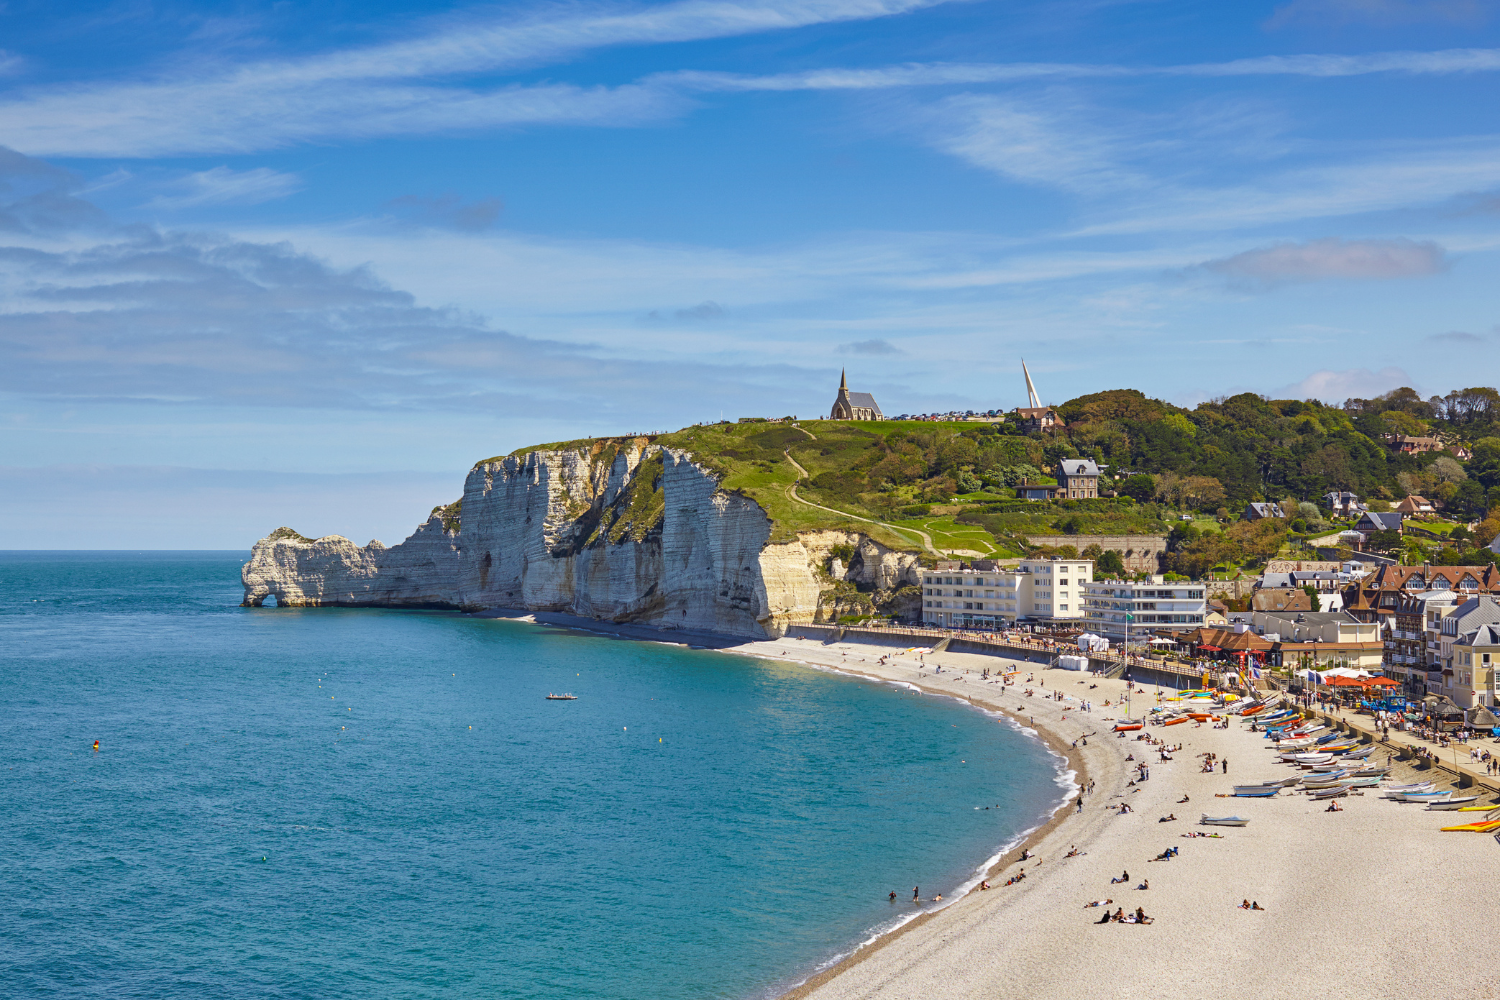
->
[[1439, 819, 1500, 832]]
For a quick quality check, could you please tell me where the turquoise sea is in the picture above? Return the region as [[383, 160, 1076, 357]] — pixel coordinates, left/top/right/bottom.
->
[[0, 552, 1065, 999]]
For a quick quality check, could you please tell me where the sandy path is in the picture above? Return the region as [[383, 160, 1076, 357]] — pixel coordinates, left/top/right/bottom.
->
[[726, 636, 1500, 1000]]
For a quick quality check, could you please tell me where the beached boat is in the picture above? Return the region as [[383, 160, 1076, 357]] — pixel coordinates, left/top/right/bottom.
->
[[1427, 796, 1481, 810], [1337, 776, 1384, 788], [1163, 717, 1190, 727], [1113, 723, 1143, 731], [1353, 766, 1392, 777], [1261, 776, 1301, 787], [1233, 785, 1281, 797], [1312, 786, 1349, 800], [1302, 776, 1352, 789], [1292, 754, 1335, 766], [1201, 815, 1249, 827], [1396, 791, 1454, 802], [545, 693, 579, 700], [1385, 781, 1435, 793], [1439, 819, 1500, 833]]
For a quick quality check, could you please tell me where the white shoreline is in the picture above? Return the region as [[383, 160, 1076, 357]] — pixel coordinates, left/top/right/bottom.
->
[[482, 612, 1500, 999]]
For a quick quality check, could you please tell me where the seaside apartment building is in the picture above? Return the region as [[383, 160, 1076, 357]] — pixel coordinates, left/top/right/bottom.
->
[[920, 557, 1092, 628], [1080, 578, 1206, 639]]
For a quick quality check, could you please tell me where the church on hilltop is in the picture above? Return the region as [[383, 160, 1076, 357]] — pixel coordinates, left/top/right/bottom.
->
[[830, 370, 884, 421]]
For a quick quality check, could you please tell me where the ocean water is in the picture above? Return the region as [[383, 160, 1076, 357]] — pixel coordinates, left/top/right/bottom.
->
[[0, 552, 1066, 1000]]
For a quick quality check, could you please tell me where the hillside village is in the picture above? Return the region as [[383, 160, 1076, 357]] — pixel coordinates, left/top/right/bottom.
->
[[662, 373, 1500, 712]]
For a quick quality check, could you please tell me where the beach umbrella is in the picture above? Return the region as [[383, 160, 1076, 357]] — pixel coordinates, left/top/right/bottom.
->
[[1367, 676, 1400, 688]]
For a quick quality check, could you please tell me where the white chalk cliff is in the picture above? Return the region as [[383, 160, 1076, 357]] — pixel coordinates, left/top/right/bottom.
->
[[242, 440, 921, 638]]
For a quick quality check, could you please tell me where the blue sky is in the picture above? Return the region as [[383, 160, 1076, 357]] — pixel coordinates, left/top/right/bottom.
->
[[4, 0, 1500, 546]]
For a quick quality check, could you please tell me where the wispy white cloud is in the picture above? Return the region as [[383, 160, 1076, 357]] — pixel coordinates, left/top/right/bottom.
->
[[146, 166, 302, 209], [1068, 137, 1500, 235], [923, 93, 1140, 193], [661, 46, 1500, 93], [0, 0, 951, 157], [1202, 237, 1448, 286], [1284, 366, 1415, 402]]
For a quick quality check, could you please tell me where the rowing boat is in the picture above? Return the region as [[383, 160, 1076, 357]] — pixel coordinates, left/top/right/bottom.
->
[[1201, 815, 1249, 827], [1232, 785, 1281, 797], [1427, 796, 1481, 810], [1336, 776, 1384, 788], [1311, 786, 1349, 800]]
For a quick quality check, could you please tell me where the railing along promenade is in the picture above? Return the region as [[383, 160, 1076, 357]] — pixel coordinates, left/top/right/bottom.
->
[[794, 621, 1219, 685]]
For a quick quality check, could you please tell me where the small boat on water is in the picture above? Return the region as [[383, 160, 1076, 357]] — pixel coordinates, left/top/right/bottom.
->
[[546, 693, 579, 701], [1233, 785, 1281, 797], [1201, 815, 1249, 827], [1427, 796, 1481, 810]]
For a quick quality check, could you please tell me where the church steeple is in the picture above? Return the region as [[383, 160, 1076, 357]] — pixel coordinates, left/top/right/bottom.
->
[[840, 368, 847, 391]]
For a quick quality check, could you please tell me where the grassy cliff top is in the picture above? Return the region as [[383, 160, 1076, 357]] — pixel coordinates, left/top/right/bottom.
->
[[462, 418, 1173, 556]]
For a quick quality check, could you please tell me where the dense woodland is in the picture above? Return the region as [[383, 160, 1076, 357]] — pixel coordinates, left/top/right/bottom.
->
[[806, 386, 1500, 518]]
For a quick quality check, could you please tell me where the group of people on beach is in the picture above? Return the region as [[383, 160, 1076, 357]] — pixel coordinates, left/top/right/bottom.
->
[[1096, 906, 1152, 924]]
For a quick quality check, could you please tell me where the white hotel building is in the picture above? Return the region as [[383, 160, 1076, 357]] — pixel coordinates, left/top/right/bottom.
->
[[921, 558, 1093, 628], [1080, 579, 1207, 639]]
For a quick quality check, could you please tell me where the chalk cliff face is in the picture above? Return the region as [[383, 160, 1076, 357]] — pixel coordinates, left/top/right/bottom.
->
[[241, 441, 921, 638]]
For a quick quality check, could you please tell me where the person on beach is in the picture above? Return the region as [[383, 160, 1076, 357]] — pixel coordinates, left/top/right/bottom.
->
[[1112, 870, 1129, 884], [1135, 907, 1150, 924], [979, 881, 990, 891], [913, 886, 920, 901], [1097, 908, 1114, 924], [1222, 758, 1229, 774], [1111, 907, 1126, 922], [1252, 901, 1265, 910]]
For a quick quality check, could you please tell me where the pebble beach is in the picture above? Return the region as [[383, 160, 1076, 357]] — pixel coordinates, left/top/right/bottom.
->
[[726, 635, 1500, 1000]]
